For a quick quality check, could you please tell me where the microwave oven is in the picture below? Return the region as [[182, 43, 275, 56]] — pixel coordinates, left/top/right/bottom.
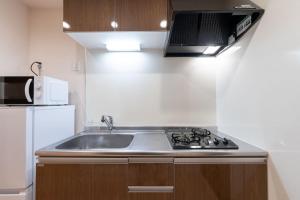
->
[[0, 76, 69, 105]]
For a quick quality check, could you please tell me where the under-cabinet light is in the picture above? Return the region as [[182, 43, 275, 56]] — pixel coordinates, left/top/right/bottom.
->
[[111, 21, 119, 29], [203, 46, 221, 55], [106, 42, 141, 52], [160, 20, 168, 28], [63, 21, 71, 29]]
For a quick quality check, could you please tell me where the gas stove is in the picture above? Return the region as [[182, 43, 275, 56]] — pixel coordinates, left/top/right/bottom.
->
[[166, 127, 239, 150]]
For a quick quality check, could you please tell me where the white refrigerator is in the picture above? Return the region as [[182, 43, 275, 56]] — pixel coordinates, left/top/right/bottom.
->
[[0, 105, 75, 200]]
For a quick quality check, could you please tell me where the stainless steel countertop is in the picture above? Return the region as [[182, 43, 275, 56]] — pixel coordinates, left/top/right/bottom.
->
[[36, 127, 268, 158]]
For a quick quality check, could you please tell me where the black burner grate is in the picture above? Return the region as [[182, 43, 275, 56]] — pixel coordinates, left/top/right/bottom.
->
[[167, 128, 239, 150]]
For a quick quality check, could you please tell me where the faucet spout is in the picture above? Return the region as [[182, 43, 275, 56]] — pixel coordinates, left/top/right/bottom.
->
[[101, 115, 114, 132]]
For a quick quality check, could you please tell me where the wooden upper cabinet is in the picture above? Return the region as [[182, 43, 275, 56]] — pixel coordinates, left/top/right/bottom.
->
[[63, 0, 168, 32], [116, 0, 168, 31], [63, 0, 115, 32]]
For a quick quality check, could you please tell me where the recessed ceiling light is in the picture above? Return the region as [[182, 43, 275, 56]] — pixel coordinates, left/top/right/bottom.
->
[[106, 41, 141, 52], [203, 46, 221, 55], [63, 21, 71, 29], [160, 20, 167, 28], [111, 21, 119, 29]]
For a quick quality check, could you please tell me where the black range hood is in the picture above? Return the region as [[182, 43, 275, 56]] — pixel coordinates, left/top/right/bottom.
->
[[164, 0, 264, 57]]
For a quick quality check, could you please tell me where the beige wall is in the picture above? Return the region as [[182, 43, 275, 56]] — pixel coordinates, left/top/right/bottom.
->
[[28, 8, 86, 132], [217, 0, 300, 199], [0, 0, 29, 75], [0, 2, 85, 132]]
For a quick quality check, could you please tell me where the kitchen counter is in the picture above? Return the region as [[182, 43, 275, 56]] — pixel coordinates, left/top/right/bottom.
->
[[36, 127, 267, 158]]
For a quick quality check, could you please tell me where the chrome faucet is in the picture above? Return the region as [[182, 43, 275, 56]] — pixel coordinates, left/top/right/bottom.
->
[[101, 115, 114, 131]]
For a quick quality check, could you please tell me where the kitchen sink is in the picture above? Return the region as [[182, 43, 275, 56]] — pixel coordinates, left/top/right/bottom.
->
[[55, 134, 134, 150]]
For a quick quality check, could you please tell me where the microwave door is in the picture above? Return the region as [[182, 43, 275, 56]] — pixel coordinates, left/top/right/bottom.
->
[[0, 77, 34, 105]]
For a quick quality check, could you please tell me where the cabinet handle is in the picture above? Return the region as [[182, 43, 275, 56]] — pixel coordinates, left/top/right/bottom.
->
[[37, 157, 128, 164], [128, 186, 174, 193], [174, 158, 267, 164], [129, 158, 173, 164]]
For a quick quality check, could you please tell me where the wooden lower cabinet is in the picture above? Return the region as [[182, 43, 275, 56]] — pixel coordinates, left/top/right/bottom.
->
[[36, 163, 128, 200], [129, 193, 173, 200], [128, 158, 175, 200], [36, 157, 267, 200], [128, 163, 174, 186], [175, 159, 268, 200]]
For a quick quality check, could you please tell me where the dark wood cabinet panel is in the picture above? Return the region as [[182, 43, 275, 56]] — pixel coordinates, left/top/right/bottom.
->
[[129, 193, 173, 200], [63, 0, 115, 32], [244, 164, 268, 200], [175, 163, 267, 200], [36, 158, 267, 200], [128, 163, 174, 186], [63, 0, 168, 32], [92, 164, 128, 200], [116, 0, 168, 31], [36, 164, 93, 200], [36, 164, 128, 200]]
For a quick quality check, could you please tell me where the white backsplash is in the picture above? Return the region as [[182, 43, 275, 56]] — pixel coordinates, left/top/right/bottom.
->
[[86, 49, 217, 127]]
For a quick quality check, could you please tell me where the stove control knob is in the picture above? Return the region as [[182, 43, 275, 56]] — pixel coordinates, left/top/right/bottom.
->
[[223, 138, 229, 145], [213, 138, 219, 145]]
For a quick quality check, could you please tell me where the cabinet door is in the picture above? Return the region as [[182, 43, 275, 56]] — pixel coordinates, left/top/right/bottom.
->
[[116, 0, 168, 31], [129, 193, 173, 200], [128, 158, 174, 200], [36, 160, 128, 200], [63, 0, 115, 32], [92, 164, 128, 200], [36, 164, 93, 200], [175, 158, 267, 200], [129, 163, 174, 186]]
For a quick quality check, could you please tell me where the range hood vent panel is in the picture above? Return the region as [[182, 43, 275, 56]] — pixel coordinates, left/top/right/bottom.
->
[[170, 13, 231, 46], [170, 14, 199, 45], [198, 13, 231, 46], [165, 0, 264, 57]]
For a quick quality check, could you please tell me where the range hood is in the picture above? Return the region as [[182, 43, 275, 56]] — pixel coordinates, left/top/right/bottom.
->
[[164, 0, 264, 57]]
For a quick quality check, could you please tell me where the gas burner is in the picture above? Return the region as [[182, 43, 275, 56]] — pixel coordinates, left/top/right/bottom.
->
[[166, 127, 238, 150], [191, 128, 211, 137], [172, 134, 190, 145]]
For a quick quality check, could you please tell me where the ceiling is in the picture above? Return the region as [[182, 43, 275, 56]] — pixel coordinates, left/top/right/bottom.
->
[[21, 0, 63, 8]]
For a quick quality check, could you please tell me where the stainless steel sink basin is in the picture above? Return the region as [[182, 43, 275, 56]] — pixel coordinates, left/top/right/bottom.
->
[[55, 134, 134, 150]]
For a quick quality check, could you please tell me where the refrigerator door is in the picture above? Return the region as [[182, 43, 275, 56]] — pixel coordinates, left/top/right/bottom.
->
[[32, 105, 75, 200], [0, 187, 32, 200], [0, 107, 33, 190], [33, 105, 75, 151]]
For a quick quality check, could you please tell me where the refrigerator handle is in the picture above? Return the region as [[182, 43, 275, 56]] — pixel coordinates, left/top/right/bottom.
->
[[25, 79, 33, 103]]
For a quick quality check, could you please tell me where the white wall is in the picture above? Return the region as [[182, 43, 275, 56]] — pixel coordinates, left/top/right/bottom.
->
[[86, 50, 216, 126], [217, 0, 300, 199], [28, 8, 86, 132], [0, 0, 29, 75]]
